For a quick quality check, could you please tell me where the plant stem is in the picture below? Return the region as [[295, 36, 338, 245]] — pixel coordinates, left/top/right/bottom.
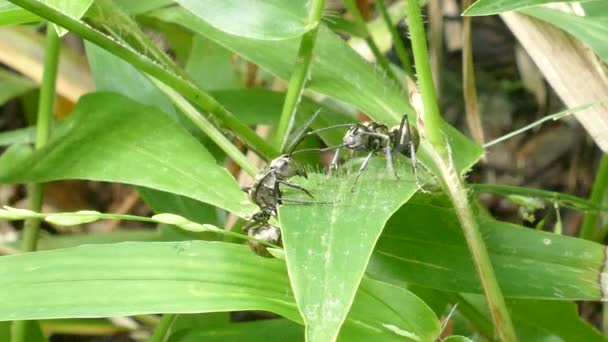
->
[[484, 100, 600, 148], [12, 24, 60, 342], [150, 77, 258, 176], [149, 314, 177, 342], [343, 0, 400, 85], [6, 0, 278, 160], [472, 183, 608, 213], [580, 154, 608, 240], [405, 1, 517, 340], [461, 0, 485, 147], [373, 0, 414, 79], [274, 0, 325, 151]]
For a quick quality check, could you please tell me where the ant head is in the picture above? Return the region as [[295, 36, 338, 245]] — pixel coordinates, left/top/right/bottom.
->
[[269, 154, 305, 179], [343, 125, 367, 149]]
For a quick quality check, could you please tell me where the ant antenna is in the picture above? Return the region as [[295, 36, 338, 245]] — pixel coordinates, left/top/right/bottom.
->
[[291, 145, 345, 155], [439, 303, 459, 339], [285, 109, 323, 155]]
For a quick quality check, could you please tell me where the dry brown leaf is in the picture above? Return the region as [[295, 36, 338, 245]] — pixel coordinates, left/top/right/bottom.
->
[[0, 26, 93, 103], [501, 12, 608, 152]]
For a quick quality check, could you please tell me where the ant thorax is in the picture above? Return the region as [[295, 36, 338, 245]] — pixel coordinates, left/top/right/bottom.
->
[[343, 122, 391, 151], [248, 171, 281, 213]]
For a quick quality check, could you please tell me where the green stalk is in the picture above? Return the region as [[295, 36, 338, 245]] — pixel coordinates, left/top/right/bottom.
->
[[150, 77, 258, 176], [274, 0, 325, 151], [580, 154, 608, 240], [343, 0, 400, 85], [373, 0, 414, 79], [405, 1, 517, 340], [11, 25, 60, 342], [472, 183, 608, 213], [461, 0, 485, 146], [6, 0, 278, 160], [149, 314, 177, 342]]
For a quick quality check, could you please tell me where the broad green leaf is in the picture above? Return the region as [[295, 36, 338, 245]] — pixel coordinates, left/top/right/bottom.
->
[[463, 0, 600, 16], [278, 160, 422, 341], [0, 92, 255, 217], [369, 200, 606, 300], [86, 41, 229, 227], [186, 35, 244, 90], [117, 0, 173, 15], [0, 241, 439, 340], [86, 41, 177, 117], [582, 1, 608, 16], [10, 321, 46, 342], [0, 241, 300, 322], [0, 68, 36, 105], [0, 1, 39, 25], [0, 126, 36, 146], [0, 321, 9, 341], [148, 7, 483, 173], [341, 277, 440, 341], [41, 0, 94, 36], [175, 0, 312, 40], [508, 298, 604, 341], [519, 7, 608, 63], [459, 294, 604, 341]]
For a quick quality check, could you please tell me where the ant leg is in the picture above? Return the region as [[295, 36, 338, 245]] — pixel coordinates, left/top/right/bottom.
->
[[329, 147, 341, 175], [351, 151, 374, 192], [242, 219, 260, 233], [279, 180, 313, 198], [384, 144, 398, 180], [279, 198, 337, 205]]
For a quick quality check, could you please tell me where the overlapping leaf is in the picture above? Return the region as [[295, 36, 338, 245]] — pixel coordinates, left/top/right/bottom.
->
[[463, 0, 600, 16], [0, 92, 255, 217], [368, 200, 606, 300], [279, 160, 423, 341], [148, 7, 483, 173], [0, 241, 440, 340], [176, 0, 312, 40]]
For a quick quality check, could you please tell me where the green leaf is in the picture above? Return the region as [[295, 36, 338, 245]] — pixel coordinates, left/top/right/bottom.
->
[[0, 241, 301, 322], [342, 277, 440, 341], [0, 241, 439, 341], [148, 7, 483, 173], [117, 0, 174, 15], [42, 0, 94, 36], [518, 6, 608, 63], [463, 0, 600, 16], [85, 41, 177, 117], [175, 0, 312, 40], [0, 1, 39, 25], [0, 92, 256, 217], [459, 294, 604, 341], [581, 1, 608, 16], [186, 35, 244, 90], [508, 298, 604, 341], [369, 200, 606, 300], [0, 321, 9, 341], [278, 160, 421, 341], [0, 126, 36, 146], [0, 68, 36, 105], [10, 320, 47, 342]]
